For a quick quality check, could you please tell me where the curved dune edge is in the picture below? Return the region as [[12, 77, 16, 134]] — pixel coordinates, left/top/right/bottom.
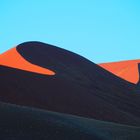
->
[[0, 47, 55, 76], [99, 60, 140, 84]]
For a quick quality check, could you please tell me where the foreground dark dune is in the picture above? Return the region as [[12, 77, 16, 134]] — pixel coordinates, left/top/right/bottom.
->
[[0, 101, 140, 140], [0, 42, 140, 127]]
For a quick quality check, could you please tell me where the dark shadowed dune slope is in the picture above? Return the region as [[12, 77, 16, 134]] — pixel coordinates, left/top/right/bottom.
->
[[0, 42, 140, 126]]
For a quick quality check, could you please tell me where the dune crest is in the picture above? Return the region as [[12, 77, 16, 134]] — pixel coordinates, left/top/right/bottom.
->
[[0, 47, 55, 75]]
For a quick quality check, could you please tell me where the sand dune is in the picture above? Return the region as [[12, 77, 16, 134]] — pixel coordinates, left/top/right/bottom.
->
[[0, 41, 140, 139], [99, 60, 140, 84]]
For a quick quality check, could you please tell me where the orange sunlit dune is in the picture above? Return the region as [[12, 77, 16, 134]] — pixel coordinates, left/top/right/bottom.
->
[[99, 60, 140, 84], [0, 47, 55, 75]]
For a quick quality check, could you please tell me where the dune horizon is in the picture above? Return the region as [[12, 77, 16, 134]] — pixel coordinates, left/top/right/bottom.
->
[[1, 45, 140, 84]]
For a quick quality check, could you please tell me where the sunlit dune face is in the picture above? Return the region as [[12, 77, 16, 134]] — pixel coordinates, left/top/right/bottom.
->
[[0, 47, 55, 76], [99, 60, 140, 84]]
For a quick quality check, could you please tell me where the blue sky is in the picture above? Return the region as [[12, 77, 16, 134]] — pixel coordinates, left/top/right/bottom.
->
[[0, 0, 140, 63]]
